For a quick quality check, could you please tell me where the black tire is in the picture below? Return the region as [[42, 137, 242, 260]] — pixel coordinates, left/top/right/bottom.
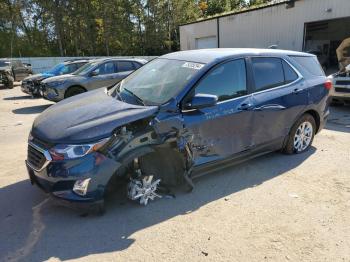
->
[[139, 148, 186, 187], [65, 86, 86, 98], [5, 75, 14, 89], [283, 113, 316, 155]]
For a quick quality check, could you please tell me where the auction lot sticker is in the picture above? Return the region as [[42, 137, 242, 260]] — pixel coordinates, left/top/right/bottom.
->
[[182, 62, 204, 70]]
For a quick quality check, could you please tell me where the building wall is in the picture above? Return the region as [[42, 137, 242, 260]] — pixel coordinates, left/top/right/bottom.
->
[[180, 19, 218, 50], [180, 0, 350, 51]]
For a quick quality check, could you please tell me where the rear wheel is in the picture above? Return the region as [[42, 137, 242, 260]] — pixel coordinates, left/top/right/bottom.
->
[[65, 86, 86, 98], [283, 114, 316, 154]]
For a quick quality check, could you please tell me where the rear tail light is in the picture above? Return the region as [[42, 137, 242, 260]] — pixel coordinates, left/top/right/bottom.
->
[[324, 79, 333, 90]]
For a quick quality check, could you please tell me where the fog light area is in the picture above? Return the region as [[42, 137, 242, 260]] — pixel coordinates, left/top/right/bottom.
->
[[73, 178, 91, 196]]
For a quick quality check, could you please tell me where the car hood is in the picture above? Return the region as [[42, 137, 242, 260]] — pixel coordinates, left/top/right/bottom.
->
[[42, 74, 81, 83], [23, 73, 52, 82], [31, 88, 159, 144]]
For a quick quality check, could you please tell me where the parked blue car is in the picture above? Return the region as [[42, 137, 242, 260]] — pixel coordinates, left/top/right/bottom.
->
[[21, 59, 89, 97], [26, 49, 331, 212]]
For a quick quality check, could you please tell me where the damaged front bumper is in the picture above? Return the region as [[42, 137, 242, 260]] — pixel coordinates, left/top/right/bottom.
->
[[21, 81, 33, 95], [21, 80, 44, 96], [42, 84, 65, 102], [26, 151, 121, 205]]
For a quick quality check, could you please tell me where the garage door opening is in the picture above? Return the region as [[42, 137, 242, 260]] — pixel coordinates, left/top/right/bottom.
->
[[304, 17, 350, 74], [195, 36, 217, 49]]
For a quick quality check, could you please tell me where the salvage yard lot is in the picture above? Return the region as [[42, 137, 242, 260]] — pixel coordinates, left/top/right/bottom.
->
[[1, 84, 350, 261]]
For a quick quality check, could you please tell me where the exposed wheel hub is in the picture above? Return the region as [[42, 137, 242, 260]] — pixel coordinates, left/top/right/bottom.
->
[[127, 175, 161, 205]]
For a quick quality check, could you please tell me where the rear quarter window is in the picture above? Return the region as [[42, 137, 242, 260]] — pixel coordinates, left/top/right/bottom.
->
[[282, 60, 298, 84], [290, 56, 325, 76]]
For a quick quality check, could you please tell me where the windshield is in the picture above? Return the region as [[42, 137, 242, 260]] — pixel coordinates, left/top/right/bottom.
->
[[117, 58, 204, 105], [0, 60, 10, 67], [46, 63, 65, 74], [73, 61, 98, 76]]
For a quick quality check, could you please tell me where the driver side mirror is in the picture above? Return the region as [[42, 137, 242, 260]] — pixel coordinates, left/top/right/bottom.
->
[[184, 93, 218, 110], [90, 70, 99, 77]]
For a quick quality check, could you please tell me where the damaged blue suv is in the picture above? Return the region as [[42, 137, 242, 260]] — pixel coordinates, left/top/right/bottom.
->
[[26, 49, 330, 211]]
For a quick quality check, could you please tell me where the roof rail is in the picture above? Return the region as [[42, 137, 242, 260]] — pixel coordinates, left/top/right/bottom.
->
[[63, 58, 90, 62]]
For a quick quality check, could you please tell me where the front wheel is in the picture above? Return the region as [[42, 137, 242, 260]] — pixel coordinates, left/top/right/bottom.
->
[[283, 114, 316, 154], [5, 75, 14, 89], [65, 86, 86, 98]]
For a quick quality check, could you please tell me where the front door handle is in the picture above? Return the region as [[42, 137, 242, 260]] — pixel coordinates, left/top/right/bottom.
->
[[238, 103, 253, 111]]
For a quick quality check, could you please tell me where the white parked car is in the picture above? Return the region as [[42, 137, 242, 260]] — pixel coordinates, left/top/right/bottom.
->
[[329, 64, 350, 104]]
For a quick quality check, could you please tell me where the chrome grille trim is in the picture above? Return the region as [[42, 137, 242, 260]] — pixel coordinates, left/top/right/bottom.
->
[[27, 141, 52, 172]]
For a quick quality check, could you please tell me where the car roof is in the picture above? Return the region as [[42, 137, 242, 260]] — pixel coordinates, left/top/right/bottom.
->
[[161, 48, 313, 64], [91, 57, 147, 64], [63, 59, 90, 65]]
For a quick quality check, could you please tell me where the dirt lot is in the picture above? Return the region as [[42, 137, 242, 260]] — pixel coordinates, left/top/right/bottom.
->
[[1, 84, 350, 262]]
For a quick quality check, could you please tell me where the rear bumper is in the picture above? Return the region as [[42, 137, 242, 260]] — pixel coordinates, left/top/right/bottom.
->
[[318, 108, 330, 133]]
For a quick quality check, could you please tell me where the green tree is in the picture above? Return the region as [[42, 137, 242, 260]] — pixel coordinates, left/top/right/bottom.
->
[[0, 0, 270, 57]]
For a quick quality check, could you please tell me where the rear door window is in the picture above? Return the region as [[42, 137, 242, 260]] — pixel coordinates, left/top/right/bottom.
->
[[291, 56, 325, 76], [195, 59, 247, 101], [251, 57, 285, 91], [133, 62, 142, 69], [95, 61, 116, 75], [117, 61, 134, 72], [75, 62, 86, 69], [63, 64, 79, 74]]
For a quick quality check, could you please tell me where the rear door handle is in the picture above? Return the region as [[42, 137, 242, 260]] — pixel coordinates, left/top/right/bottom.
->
[[293, 88, 305, 94], [238, 103, 253, 111]]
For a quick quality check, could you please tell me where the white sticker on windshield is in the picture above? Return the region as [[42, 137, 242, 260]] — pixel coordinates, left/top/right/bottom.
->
[[182, 62, 204, 70]]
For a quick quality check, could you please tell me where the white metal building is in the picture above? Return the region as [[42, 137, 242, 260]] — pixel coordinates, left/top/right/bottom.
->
[[180, 0, 350, 68]]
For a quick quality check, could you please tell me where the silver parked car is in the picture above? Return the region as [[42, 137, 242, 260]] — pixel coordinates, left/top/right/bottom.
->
[[41, 58, 147, 102]]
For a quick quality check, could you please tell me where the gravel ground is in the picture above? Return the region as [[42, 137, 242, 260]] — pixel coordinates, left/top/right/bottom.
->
[[1, 85, 350, 262]]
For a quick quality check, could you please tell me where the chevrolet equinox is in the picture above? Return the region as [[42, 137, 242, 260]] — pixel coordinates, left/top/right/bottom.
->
[[26, 49, 331, 212]]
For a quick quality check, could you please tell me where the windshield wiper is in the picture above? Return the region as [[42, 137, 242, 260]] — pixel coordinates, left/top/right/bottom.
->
[[123, 88, 145, 106]]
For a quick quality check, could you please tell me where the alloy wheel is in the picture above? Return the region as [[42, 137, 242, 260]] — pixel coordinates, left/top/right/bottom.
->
[[293, 121, 313, 152]]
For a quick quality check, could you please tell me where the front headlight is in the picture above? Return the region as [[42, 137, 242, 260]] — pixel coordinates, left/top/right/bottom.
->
[[49, 138, 109, 161]]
